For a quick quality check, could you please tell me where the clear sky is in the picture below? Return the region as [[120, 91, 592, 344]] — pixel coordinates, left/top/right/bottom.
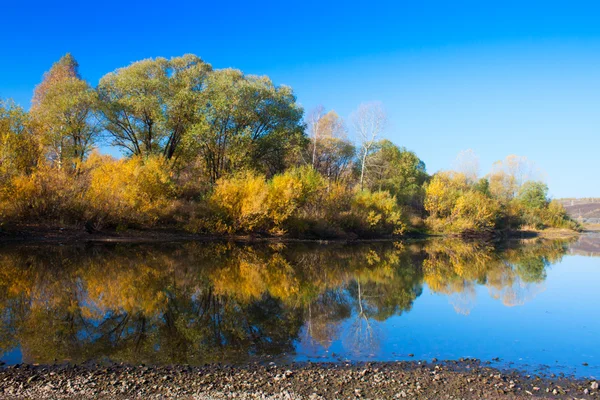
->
[[1, 0, 599, 198]]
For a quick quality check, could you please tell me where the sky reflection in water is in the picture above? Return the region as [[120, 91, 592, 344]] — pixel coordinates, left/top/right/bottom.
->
[[0, 236, 598, 377]]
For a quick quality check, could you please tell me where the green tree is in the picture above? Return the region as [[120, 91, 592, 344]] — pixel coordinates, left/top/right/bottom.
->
[[517, 181, 549, 210], [189, 69, 305, 182], [98, 54, 212, 160], [31, 53, 99, 169], [367, 140, 428, 207]]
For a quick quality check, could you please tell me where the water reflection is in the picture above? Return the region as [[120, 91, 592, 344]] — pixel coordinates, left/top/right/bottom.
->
[[0, 238, 573, 366]]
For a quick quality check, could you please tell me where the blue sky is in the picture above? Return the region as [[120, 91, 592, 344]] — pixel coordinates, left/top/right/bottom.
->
[[1, 0, 599, 197]]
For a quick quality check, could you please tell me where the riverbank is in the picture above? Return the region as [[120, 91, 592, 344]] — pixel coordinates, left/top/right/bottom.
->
[[0, 224, 580, 244], [0, 361, 597, 399]]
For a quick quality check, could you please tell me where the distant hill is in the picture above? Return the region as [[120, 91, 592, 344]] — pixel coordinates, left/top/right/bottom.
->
[[557, 198, 600, 224]]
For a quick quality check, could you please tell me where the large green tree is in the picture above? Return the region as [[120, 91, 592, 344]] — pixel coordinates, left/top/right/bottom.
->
[[98, 54, 212, 160], [190, 68, 305, 182]]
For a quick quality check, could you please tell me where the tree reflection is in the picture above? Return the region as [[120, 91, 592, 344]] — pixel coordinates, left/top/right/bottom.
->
[[0, 237, 572, 365]]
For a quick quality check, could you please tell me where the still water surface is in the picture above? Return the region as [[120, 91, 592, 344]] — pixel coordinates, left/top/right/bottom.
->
[[0, 235, 598, 377]]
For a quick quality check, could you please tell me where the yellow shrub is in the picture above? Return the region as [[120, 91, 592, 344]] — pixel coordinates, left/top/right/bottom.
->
[[345, 189, 406, 236], [424, 172, 469, 219], [542, 200, 578, 229], [424, 171, 503, 235], [266, 166, 325, 230], [209, 171, 269, 233], [449, 191, 500, 233], [3, 166, 83, 222], [85, 155, 176, 227]]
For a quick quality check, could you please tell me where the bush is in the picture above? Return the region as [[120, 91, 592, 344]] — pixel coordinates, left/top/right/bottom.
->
[[448, 191, 500, 234], [85, 154, 177, 228], [2, 166, 84, 223], [209, 171, 269, 233], [342, 189, 406, 236], [208, 167, 327, 235], [424, 172, 501, 235], [423, 172, 469, 219], [266, 166, 325, 231]]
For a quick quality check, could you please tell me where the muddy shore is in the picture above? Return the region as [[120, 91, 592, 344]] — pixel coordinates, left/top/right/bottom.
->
[[0, 361, 598, 399], [0, 224, 580, 245]]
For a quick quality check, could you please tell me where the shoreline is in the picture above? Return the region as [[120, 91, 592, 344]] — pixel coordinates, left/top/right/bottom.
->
[[0, 361, 597, 399], [0, 224, 581, 245]]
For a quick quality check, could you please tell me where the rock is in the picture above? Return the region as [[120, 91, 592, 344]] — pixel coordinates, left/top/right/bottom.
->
[[591, 381, 599, 390]]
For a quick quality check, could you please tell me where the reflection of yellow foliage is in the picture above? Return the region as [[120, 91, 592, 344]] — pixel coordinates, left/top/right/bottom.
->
[[84, 263, 169, 317], [212, 260, 268, 301], [423, 239, 498, 294], [0, 237, 573, 365]]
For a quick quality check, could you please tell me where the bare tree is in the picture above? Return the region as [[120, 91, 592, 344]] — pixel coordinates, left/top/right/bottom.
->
[[488, 155, 546, 199], [452, 149, 480, 183], [306, 105, 326, 167], [351, 102, 387, 189]]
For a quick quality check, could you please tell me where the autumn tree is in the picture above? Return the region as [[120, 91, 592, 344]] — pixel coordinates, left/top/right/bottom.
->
[[0, 99, 39, 180], [97, 54, 212, 160], [31, 53, 99, 169], [424, 171, 500, 234], [305, 108, 355, 182], [488, 155, 543, 200], [351, 102, 387, 189]]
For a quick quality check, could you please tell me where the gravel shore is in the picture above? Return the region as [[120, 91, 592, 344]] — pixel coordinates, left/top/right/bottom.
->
[[0, 361, 598, 399]]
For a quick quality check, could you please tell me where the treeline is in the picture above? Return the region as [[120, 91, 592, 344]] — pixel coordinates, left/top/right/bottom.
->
[[0, 54, 576, 238]]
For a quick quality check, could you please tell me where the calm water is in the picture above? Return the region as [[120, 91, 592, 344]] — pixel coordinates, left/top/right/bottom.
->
[[0, 235, 598, 378]]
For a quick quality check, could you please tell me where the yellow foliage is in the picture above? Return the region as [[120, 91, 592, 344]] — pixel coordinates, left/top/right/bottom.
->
[[346, 189, 406, 236], [3, 166, 83, 221], [85, 154, 176, 227], [425, 171, 501, 235], [266, 167, 325, 231], [210, 171, 269, 233], [424, 171, 469, 219], [450, 191, 500, 233]]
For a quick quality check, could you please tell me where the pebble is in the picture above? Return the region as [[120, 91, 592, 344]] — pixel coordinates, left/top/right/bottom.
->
[[0, 361, 594, 399]]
